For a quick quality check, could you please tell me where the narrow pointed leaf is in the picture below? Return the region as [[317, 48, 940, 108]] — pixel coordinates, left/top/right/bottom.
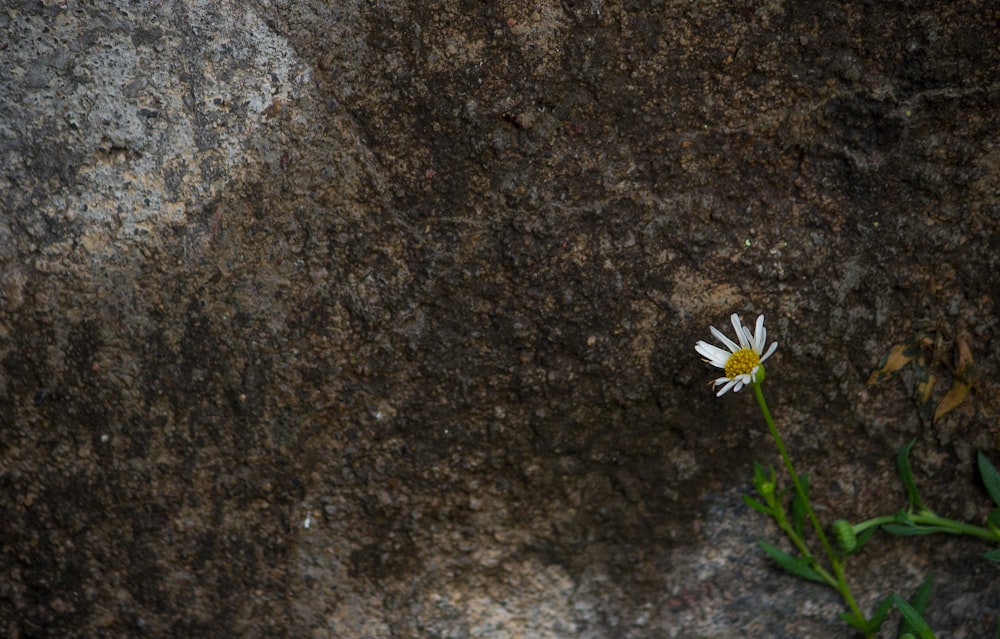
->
[[868, 594, 894, 630], [757, 540, 826, 584], [988, 508, 1000, 530], [742, 495, 772, 516], [911, 575, 934, 612], [978, 451, 1000, 508], [752, 461, 767, 492], [982, 549, 1000, 563], [897, 439, 925, 512], [893, 594, 936, 639], [883, 524, 951, 536], [854, 526, 878, 554], [899, 576, 934, 637]]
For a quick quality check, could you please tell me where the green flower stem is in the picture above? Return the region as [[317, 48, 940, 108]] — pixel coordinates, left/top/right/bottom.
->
[[854, 513, 1000, 543], [851, 515, 898, 535], [910, 513, 1000, 541], [751, 383, 836, 555], [770, 504, 839, 588], [752, 382, 871, 636]]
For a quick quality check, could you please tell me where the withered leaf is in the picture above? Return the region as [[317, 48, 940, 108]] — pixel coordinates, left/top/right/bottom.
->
[[934, 380, 971, 422], [867, 342, 918, 385], [915, 372, 937, 405], [953, 335, 975, 382], [934, 336, 975, 422]]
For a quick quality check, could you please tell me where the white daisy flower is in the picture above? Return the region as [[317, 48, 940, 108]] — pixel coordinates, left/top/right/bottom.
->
[[695, 313, 778, 396]]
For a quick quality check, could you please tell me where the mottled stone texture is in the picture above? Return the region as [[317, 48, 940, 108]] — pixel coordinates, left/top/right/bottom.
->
[[1, 0, 999, 637]]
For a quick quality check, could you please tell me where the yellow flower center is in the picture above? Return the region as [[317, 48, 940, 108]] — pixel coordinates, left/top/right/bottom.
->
[[724, 348, 760, 379]]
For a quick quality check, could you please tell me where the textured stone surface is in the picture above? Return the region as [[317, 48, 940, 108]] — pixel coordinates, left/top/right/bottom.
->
[[2, 0, 999, 637]]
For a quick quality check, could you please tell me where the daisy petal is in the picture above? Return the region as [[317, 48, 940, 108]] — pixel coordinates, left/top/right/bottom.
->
[[709, 325, 740, 353], [760, 341, 778, 362], [716, 378, 738, 396], [731, 314, 750, 349], [754, 315, 766, 351], [696, 343, 731, 368]]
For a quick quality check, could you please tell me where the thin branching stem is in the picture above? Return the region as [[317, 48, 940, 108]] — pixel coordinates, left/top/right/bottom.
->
[[752, 382, 871, 637]]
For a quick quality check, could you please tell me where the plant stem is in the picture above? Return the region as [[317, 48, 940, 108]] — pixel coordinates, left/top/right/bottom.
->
[[752, 382, 871, 637], [771, 509, 839, 588], [854, 512, 1000, 543], [852, 515, 898, 535], [910, 514, 1000, 542]]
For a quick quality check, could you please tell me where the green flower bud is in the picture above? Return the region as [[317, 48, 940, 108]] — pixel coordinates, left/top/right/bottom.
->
[[831, 519, 858, 553], [759, 480, 776, 499]]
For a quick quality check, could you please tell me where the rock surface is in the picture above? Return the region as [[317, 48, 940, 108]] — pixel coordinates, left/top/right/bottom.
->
[[1, 0, 999, 637]]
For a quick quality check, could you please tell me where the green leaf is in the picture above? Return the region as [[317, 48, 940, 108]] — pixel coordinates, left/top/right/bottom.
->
[[883, 509, 954, 536], [742, 495, 773, 516], [982, 548, 1000, 563], [854, 526, 878, 553], [868, 594, 895, 631], [978, 451, 1000, 508], [792, 473, 810, 538], [899, 576, 934, 637], [752, 461, 767, 490], [883, 524, 951, 536], [893, 594, 936, 639], [911, 575, 934, 610], [897, 439, 926, 512], [757, 540, 826, 584], [988, 508, 1000, 531], [894, 510, 916, 526], [839, 611, 871, 632]]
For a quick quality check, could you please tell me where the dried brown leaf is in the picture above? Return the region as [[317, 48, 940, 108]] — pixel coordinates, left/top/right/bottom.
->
[[915, 372, 937, 405], [867, 343, 915, 385], [934, 380, 971, 422], [933, 335, 975, 422], [954, 335, 975, 382]]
